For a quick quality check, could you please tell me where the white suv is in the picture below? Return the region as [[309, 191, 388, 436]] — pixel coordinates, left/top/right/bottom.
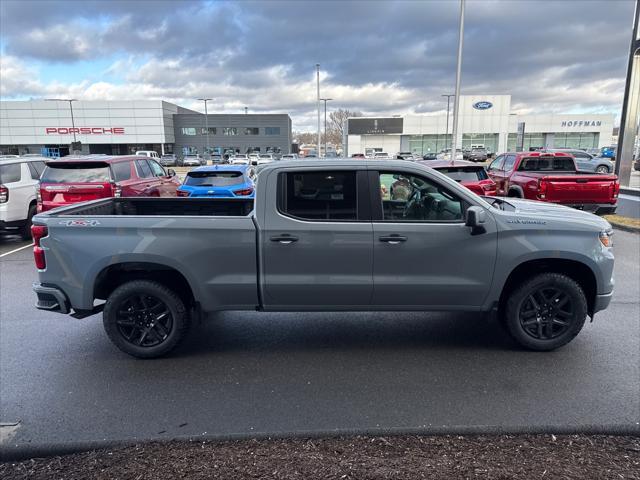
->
[[0, 156, 47, 239]]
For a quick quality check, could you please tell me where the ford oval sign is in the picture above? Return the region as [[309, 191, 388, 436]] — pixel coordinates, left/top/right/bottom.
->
[[473, 101, 493, 110]]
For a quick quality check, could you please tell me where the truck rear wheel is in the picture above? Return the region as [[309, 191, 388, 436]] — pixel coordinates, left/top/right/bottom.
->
[[504, 273, 587, 351], [103, 280, 190, 358]]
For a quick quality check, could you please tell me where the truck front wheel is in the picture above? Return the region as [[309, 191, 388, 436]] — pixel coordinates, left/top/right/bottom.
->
[[504, 273, 587, 351], [103, 280, 191, 358]]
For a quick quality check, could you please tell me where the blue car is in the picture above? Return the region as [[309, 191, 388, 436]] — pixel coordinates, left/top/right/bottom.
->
[[600, 146, 617, 160], [177, 165, 256, 198]]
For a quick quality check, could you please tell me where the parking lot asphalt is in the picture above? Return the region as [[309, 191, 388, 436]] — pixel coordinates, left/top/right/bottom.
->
[[0, 230, 638, 456]]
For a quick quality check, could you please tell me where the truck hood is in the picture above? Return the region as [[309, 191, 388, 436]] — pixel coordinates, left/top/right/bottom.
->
[[492, 197, 612, 230]]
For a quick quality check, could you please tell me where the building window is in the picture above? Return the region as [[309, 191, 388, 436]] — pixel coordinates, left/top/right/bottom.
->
[[200, 127, 216, 135], [408, 134, 451, 155], [461, 133, 499, 153], [181, 128, 197, 136], [265, 127, 280, 135], [507, 133, 545, 152], [244, 127, 259, 135], [553, 132, 599, 149], [223, 127, 238, 136]]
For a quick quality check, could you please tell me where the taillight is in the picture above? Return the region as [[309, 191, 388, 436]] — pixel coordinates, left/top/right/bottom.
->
[[111, 182, 122, 198], [233, 187, 254, 196], [612, 180, 620, 199], [35, 184, 42, 202], [538, 179, 548, 199], [177, 190, 190, 197], [0, 185, 8, 203], [31, 225, 48, 270]]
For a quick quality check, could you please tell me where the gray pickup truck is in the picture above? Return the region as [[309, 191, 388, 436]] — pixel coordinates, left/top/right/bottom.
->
[[32, 160, 615, 358]]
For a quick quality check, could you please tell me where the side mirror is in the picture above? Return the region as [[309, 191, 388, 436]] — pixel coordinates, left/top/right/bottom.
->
[[167, 169, 176, 177], [465, 206, 487, 235]]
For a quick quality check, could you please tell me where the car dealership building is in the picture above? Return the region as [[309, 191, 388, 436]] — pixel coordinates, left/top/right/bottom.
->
[[346, 95, 615, 157], [0, 100, 292, 157]]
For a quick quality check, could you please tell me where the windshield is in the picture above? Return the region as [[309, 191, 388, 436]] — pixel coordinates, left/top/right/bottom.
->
[[184, 171, 246, 186], [436, 167, 488, 181], [41, 162, 111, 183]]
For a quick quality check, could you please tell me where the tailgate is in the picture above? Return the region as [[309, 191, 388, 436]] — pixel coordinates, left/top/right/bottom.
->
[[542, 174, 618, 204]]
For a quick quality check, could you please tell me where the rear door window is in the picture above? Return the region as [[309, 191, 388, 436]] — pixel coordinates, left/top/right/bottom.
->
[[111, 161, 132, 182], [185, 171, 246, 186], [278, 171, 358, 221], [135, 159, 153, 178], [40, 163, 111, 183], [0, 163, 21, 183]]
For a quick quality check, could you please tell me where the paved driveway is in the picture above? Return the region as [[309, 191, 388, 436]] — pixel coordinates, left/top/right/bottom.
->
[[1, 231, 638, 457]]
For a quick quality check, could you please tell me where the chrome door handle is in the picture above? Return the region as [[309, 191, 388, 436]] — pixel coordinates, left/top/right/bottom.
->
[[379, 235, 407, 244], [270, 234, 298, 244]]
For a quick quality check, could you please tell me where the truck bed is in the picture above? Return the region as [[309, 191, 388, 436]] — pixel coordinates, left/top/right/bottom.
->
[[45, 197, 254, 217]]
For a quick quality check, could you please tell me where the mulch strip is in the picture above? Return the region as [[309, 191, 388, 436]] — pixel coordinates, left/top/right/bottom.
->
[[2, 434, 639, 479]]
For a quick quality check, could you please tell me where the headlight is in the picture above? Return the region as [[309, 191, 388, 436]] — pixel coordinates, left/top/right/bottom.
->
[[599, 230, 613, 248]]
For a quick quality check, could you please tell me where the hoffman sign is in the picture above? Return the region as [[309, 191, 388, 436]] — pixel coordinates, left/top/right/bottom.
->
[[560, 120, 602, 127], [45, 127, 125, 135]]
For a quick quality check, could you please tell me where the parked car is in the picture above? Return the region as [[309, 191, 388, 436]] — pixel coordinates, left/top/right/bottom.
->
[[420, 160, 497, 196], [600, 146, 617, 160], [32, 159, 615, 358], [544, 149, 614, 174], [633, 157, 640, 172], [37, 156, 180, 212], [210, 154, 224, 164], [373, 152, 393, 160], [248, 153, 260, 165], [177, 165, 255, 199], [396, 152, 417, 160], [437, 149, 464, 161], [422, 152, 438, 161], [0, 156, 46, 238], [258, 154, 275, 165], [135, 151, 160, 159], [351, 153, 366, 159], [467, 148, 489, 162], [486, 152, 619, 214], [281, 154, 299, 160], [230, 154, 250, 165], [159, 154, 178, 167], [183, 155, 204, 167]]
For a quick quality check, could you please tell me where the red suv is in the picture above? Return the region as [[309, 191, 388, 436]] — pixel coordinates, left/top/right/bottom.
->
[[37, 156, 181, 212], [419, 160, 497, 196]]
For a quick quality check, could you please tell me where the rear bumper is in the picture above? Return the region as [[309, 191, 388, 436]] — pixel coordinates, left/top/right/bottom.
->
[[33, 283, 70, 314], [563, 203, 617, 215], [593, 291, 613, 314], [0, 219, 27, 229]]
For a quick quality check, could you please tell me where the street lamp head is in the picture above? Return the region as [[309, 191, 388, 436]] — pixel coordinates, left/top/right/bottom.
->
[[45, 98, 77, 102]]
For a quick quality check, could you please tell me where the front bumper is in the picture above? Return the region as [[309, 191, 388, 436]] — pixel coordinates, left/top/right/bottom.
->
[[33, 283, 70, 314], [593, 291, 613, 314]]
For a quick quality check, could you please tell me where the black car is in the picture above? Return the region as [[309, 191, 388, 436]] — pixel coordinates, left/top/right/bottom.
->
[[422, 152, 437, 160], [633, 156, 640, 172], [467, 148, 488, 162]]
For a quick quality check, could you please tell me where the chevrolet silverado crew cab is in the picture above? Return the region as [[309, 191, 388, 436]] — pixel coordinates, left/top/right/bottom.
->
[[31, 160, 615, 358], [486, 152, 619, 214]]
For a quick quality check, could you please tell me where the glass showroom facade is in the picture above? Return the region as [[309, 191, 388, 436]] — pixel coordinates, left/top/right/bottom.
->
[[507, 132, 600, 151]]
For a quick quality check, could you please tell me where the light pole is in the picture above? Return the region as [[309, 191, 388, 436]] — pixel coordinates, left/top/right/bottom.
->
[[320, 98, 332, 157], [441, 94, 454, 151], [450, 0, 465, 164], [46, 98, 78, 143], [197, 98, 212, 158], [316, 64, 321, 157]]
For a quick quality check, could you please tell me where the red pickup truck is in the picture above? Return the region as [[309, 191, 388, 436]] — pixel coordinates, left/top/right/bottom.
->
[[486, 152, 619, 214]]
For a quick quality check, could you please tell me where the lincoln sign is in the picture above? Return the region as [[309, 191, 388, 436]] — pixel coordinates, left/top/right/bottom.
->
[[45, 127, 125, 135]]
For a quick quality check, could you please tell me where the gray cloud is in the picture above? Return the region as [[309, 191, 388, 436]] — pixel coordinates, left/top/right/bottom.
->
[[0, 0, 635, 130]]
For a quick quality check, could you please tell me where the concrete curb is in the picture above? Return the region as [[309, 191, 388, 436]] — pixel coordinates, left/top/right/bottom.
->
[[2, 423, 639, 462], [608, 219, 640, 234]]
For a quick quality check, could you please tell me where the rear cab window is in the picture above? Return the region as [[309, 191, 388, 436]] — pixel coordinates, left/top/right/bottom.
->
[[111, 161, 133, 182], [40, 162, 111, 183], [518, 157, 576, 172], [277, 170, 360, 221], [0, 163, 22, 183], [185, 171, 246, 186]]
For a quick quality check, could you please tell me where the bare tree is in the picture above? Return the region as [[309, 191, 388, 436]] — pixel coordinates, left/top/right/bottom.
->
[[327, 109, 362, 146], [293, 131, 318, 145]]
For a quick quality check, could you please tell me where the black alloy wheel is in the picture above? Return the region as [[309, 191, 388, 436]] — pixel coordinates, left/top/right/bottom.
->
[[115, 294, 173, 348], [518, 287, 573, 340], [103, 280, 190, 358], [504, 273, 587, 351]]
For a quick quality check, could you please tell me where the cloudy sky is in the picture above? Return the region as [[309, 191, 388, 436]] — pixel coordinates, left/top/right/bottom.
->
[[0, 0, 636, 130]]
